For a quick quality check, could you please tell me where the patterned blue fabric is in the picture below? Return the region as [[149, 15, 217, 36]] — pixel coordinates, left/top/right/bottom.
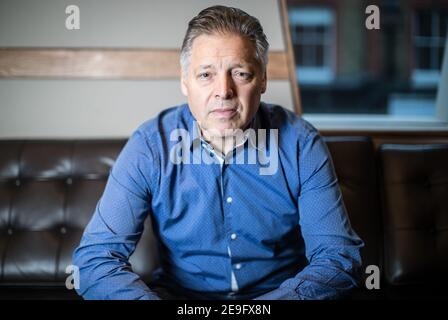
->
[[73, 102, 363, 300]]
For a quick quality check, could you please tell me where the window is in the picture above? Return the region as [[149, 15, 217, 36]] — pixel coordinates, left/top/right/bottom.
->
[[412, 10, 448, 87], [289, 7, 335, 84], [286, 0, 448, 130]]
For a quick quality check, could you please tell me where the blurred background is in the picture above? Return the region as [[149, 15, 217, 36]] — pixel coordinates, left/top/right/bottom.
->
[[0, 0, 295, 138], [287, 0, 447, 118], [0, 0, 447, 136]]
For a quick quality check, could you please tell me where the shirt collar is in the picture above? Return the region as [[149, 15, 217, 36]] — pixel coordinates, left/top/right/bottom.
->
[[187, 105, 262, 153]]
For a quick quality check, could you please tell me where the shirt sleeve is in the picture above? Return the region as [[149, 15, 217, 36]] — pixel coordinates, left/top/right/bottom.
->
[[255, 130, 364, 300], [72, 130, 161, 300]]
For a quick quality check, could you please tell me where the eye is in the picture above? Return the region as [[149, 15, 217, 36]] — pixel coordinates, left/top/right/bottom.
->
[[198, 72, 211, 80], [234, 71, 253, 80]]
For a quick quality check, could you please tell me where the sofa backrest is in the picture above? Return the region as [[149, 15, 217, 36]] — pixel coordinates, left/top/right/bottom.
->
[[1, 138, 447, 293], [324, 137, 383, 283], [379, 144, 448, 287], [0, 140, 158, 285], [0, 137, 382, 287]]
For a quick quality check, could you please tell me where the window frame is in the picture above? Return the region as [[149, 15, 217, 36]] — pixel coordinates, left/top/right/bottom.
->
[[288, 6, 336, 85], [412, 9, 447, 88]]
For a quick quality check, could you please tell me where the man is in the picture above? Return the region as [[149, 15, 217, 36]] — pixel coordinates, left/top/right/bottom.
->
[[73, 5, 363, 300]]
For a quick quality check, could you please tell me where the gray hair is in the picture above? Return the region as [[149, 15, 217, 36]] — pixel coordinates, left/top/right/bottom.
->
[[180, 5, 269, 74]]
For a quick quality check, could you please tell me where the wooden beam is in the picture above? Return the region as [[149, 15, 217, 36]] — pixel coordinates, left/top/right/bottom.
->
[[0, 48, 289, 80], [278, 0, 302, 115]]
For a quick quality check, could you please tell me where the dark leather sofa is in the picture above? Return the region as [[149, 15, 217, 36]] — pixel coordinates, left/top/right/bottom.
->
[[0, 137, 447, 299]]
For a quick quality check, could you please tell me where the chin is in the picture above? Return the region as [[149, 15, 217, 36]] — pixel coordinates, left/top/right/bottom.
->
[[204, 125, 234, 138], [218, 122, 241, 133]]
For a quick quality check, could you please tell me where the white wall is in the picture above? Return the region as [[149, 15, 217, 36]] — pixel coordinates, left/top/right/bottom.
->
[[0, 0, 294, 138]]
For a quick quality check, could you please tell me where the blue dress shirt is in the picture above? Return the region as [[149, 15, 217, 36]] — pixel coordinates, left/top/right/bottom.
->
[[73, 102, 364, 300]]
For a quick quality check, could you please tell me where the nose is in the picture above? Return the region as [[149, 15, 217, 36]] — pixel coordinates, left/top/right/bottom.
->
[[214, 73, 234, 100]]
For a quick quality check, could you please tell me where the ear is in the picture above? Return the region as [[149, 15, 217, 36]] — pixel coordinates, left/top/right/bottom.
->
[[261, 70, 267, 94], [180, 73, 189, 97]]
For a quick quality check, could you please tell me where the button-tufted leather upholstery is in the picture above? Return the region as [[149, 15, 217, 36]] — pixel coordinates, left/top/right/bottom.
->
[[324, 137, 383, 281], [379, 144, 448, 298], [0, 138, 447, 299], [0, 140, 159, 299]]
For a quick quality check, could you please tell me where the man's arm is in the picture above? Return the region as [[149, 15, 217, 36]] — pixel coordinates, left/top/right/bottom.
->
[[72, 130, 161, 300], [255, 131, 364, 300]]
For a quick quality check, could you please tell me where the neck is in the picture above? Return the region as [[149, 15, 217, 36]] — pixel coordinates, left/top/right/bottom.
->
[[205, 135, 236, 156], [199, 120, 253, 156]]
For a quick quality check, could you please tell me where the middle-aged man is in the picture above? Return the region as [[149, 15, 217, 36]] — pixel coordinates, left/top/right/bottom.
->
[[73, 5, 364, 300]]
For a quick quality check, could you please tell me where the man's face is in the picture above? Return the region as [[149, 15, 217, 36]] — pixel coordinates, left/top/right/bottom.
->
[[181, 33, 267, 138]]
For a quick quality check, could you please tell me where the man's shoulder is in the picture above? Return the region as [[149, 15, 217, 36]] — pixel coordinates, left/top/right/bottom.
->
[[260, 102, 319, 141], [134, 103, 190, 140]]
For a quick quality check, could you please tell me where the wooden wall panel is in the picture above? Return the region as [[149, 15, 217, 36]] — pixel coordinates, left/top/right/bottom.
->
[[0, 48, 289, 80]]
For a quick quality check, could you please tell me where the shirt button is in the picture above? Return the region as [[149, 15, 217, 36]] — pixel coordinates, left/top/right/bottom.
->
[[235, 263, 242, 270], [226, 197, 233, 203], [230, 233, 237, 240]]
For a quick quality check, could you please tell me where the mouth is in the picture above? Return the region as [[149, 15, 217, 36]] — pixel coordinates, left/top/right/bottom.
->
[[210, 107, 238, 119]]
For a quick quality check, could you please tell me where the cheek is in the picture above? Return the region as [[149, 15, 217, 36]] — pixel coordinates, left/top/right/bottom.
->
[[191, 83, 212, 100], [188, 87, 213, 118], [192, 93, 212, 114], [239, 86, 261, 105]]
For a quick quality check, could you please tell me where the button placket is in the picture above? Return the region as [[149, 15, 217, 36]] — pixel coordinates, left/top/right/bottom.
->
[[216, 148, 240, 291]]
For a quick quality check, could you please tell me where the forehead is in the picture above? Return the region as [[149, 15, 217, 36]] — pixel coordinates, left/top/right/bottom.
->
[[189, 33, 258, 67]]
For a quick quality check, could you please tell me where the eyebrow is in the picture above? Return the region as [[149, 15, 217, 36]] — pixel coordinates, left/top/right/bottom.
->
[[196, 63, 250, 70], [231, 63, 246, 68], [197, 64, 214, 70]]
